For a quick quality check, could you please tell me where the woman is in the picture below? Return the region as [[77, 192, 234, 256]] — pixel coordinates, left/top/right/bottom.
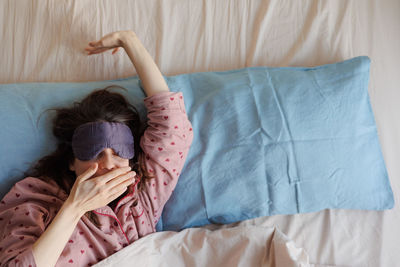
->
[[0, 30, 193, 267]]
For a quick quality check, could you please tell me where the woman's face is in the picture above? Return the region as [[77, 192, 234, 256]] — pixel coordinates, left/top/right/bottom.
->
[[69, 148, 130, 177]]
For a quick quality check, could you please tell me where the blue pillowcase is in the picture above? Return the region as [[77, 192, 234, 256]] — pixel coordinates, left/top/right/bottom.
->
[[157, 56, 394, 230], [0, 56, 394, 232]]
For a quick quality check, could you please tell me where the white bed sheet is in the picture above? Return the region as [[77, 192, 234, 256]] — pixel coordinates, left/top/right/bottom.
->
[[1, 1, 399, 266], [95, 225, 313, 267]]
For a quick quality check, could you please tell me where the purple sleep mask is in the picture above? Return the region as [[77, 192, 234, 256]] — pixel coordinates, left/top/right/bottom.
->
[[72, 121, 134, 161]]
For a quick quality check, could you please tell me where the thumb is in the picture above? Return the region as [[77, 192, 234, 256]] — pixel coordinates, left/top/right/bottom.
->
[[78, 163, 98, 182]]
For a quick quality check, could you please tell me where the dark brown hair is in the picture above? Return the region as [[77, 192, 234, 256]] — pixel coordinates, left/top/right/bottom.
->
[[28, 86, 153, 226]]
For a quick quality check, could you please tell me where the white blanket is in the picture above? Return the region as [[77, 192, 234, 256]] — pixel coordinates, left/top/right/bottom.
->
[[95, 225, 312, 267]]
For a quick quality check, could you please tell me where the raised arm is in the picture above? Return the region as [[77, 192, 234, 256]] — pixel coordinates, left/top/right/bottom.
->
[[85, 30, 169, 97], [120, 32, 169, 96]]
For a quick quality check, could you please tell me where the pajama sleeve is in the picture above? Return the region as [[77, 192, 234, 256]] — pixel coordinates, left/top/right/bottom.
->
[[0, 177, 63, 267], [138, 91, 193, 223]]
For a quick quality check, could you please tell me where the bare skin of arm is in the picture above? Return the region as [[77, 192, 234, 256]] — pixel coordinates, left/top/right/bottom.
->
[[85, 30, 170, 97]]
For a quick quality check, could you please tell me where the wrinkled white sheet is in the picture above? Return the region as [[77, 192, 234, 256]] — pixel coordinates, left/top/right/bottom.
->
[[0, 1, 399, 266], [95, 225, 313, 267]]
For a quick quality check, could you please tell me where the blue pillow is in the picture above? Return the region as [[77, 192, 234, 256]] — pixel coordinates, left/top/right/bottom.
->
[[0, 56, 394, 232]]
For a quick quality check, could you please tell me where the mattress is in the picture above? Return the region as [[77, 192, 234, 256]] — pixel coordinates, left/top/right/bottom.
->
[[0, 1, 399, 266]]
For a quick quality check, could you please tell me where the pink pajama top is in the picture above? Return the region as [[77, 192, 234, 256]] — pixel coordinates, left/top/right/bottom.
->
[[0, 91, 193, 266]]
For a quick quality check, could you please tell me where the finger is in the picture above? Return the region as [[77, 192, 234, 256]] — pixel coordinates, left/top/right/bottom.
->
[[94, 166, 132, 184], [87, 48, 112, 55], [105, 171, 136, 189], [85, 46, 96, 51], [85, 45, 105, 52], [112, 47, 119, 54], [77, 163, 98, 182], [107, 187, 128, 203], [88, 40, 102, 47], [86, 47, 109, 53], [108, 178, 132, 197]]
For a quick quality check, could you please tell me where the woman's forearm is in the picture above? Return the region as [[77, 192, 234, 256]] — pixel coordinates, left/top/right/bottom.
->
[[120, 32, 169, 97], [31, 200, 83, 267]]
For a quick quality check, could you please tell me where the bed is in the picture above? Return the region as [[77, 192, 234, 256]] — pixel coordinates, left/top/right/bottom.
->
[[1, 1, 399, 266]]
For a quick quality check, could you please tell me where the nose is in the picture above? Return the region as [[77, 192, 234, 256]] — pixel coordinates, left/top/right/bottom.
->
[[98, 149, 116, 171]]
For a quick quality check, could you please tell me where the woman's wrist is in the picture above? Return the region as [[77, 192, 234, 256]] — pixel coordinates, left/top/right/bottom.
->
[[63, 198, 85, 221], [120, 31, 137, 48]]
